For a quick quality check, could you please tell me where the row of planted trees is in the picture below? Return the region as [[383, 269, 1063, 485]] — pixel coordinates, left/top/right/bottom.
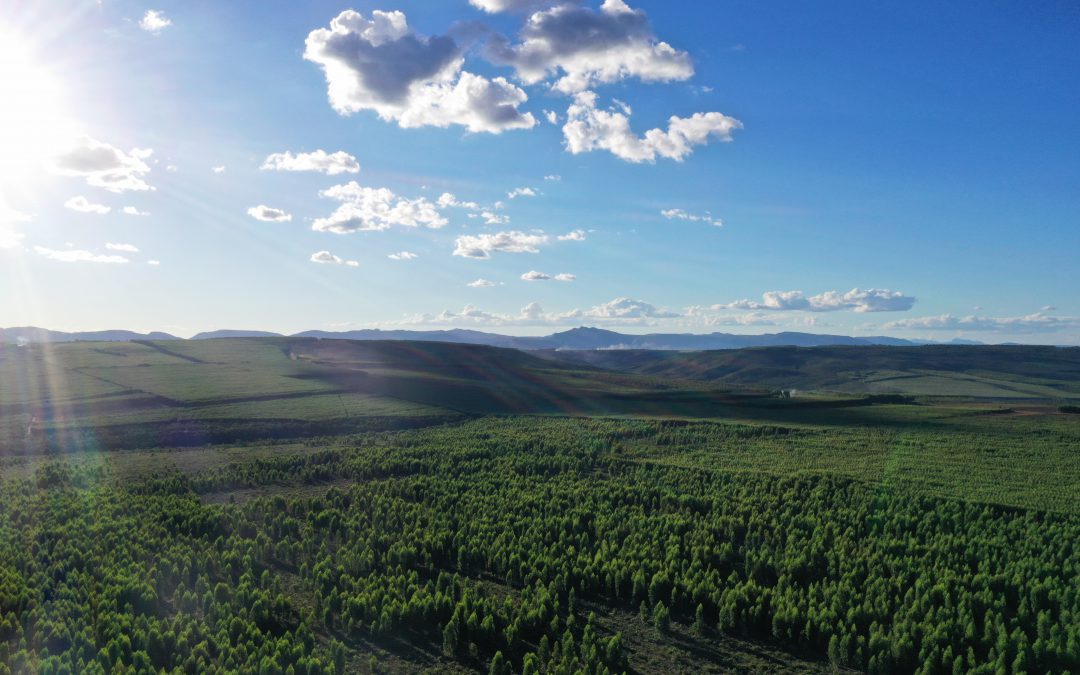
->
[[0, 416, 1077, 673]]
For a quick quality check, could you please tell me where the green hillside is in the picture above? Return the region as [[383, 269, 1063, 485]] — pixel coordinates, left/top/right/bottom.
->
[[546, 344, 1080, 399], [0, 338, 779, 452]]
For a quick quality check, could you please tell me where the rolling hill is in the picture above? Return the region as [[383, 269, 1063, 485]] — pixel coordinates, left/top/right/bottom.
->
[[545, 344, 1080, 399]]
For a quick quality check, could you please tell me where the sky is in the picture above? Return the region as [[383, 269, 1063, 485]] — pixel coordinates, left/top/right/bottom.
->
[[0, 0, 1078, 342]]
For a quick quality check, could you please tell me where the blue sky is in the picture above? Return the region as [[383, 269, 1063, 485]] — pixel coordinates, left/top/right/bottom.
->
[[0, 0, 1078, 342]]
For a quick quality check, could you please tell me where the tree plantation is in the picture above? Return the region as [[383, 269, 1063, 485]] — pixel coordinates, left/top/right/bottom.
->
[[0, 415, 1077, 674]]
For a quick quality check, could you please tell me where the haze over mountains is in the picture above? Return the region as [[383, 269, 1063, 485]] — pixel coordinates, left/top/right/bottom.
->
[[0, 325, 986, 349]]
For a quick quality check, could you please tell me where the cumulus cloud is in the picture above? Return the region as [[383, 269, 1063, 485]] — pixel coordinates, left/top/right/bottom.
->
[[467, 278, 498, 288], [544, 174, 561, 181], [388, 251, 418, 260], [557, 229, 586, 241], [661, 208, 722, 227], [554, 273, 576, 281], [722, 288, 916, 313], [883, 312, 1080, 333], [437, 192, 481, 210], [583, 296, 679, 319], [314, 181, 447, 233], [304, 10, 536, 133], [453, 230, 549, 258], [485, 0, 693, 94], [310, 250, 359, 267], [35, 246, 128, 264], [105, 243, 139, 253], [53, 136, 154, 193], [563, 91, 741, 162], [122, 206, 150, 216], [478, 211, 510, 225], [507, 186, 538, 199], [212, 166, 226, 174], [261, 150, 360, 175], [247, 205, 293, 222], [64, 196, 110, 214], [139, 10, 171, 33]]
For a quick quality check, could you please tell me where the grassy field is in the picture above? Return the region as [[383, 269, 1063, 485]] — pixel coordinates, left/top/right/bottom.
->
[[548, 344, 1080, 400]]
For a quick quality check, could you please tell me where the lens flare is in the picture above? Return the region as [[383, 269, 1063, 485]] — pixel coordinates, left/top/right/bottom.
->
[[0, 25, 79, 192]]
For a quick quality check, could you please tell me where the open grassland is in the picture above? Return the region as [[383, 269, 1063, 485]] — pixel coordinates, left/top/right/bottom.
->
[[549, 344, 1080, 400], [0, 338, 788, 453]]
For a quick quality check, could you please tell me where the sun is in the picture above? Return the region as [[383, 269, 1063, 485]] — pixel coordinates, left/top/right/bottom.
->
[[0, 26, 79, 191]]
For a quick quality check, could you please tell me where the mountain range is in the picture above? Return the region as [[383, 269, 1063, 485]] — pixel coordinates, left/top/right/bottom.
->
[[0, 325, 986, 350]]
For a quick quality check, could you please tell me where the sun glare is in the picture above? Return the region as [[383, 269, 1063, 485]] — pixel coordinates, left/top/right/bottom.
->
[[0, 26, 78, 191]]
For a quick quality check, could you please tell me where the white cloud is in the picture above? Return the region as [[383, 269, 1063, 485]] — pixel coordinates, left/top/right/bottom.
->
[[469, 0, 563, 12], [304, 10, 536, 134], [467, 278, 498, 288], [722, 288, 916, 313], [247, 205, 293, 222], [310, 250, 359, 267], [521, 270, 576, 282], [261, 150, 360, 175], [212, 166, 226, 174], [583, 296, 679, 319], [507, 186, 538, 199], [485, 0, 693, 94], [479, 211, 510, 225], [563, 91, 741, 163], [53, 136, 154, 193], [684, 306, 778, 327], [0, 229, 24, 250], [0, 205, 33, 225], [437, 192, 481, 210], [388, 251, 418, 260], [400, 301, 581, 327], [139, 10, 171, 33], [35, 246, 128, 264], [544, 174, 561, 181], [105, 243, 139, 253], [453, 230, 549, 258], [557, 229, 586, 241], [147, 260, 161, 266], [122, 206, 150, 216], [661, 208, 722, 227], [64, 196, 111, 214], [398, 296, 683, 328], [883, 312, 1080, 333], [544, 110, 560, 125], [314, 181, 447, 233], [0, 205, 33, 248]]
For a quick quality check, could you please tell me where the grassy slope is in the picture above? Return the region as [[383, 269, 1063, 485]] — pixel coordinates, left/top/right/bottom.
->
[[0, 338, 776, 452], [545, 344, 1080, 399]]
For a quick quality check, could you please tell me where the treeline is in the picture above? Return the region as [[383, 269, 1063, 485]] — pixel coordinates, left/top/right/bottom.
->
[[0, 417, 1076, 673]]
